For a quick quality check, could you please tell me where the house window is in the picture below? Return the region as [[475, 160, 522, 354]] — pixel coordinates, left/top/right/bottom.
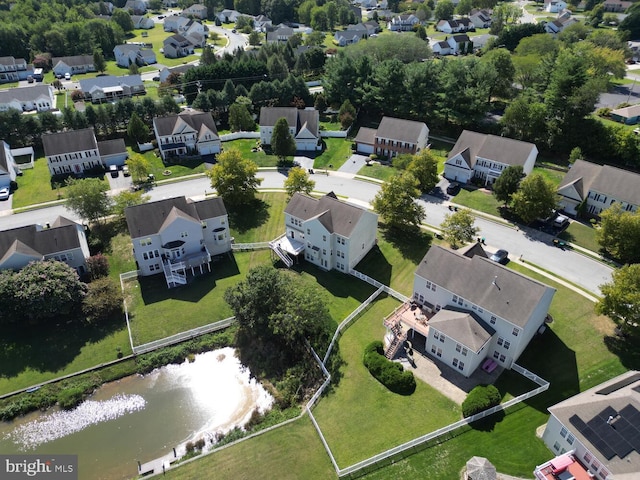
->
[[452, 358, 458, 367], [456, 344, 461, 353], [436, 348, 442, 357], [599, 469, 608, 479], [591, 461, 600, 472], [307, 229, 310, 235], [478, 307, 483, 313], [180, 231, 188, 238], [433, 331, 439, 340], [431, 345, 436, 354], [490, 315, 496, 324], [497, 337, 504, 346], [439, 334, 445, 343], [512, 328, 519, 337], [499, 354, 506, 362], [567, 434, 575, 445], [553, 442, 560, 452], [323, 235, 326, 242], [140, 238, 152, 246], [503, 341, 510, 350], [458, 361, 464, 371], [452, 294, 458, 303], [493, 351, 499, 359], [560, 427, 567, 438], [583, 453, 592, 464], [462, 348, 468, 356], [322, 249, 326, 255]]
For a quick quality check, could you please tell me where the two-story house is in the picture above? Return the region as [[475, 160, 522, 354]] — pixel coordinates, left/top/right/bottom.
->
[[0, 141, 20, 189], [123, 0, 147, 15], [52, 55, 96, 77], [182, 4, 208, 19], [259, 107, 320, 151], [387, 14, 420, 31], [544, 0, 567, 13], [158, 64, 195, 83], [536, 370, 640, 480], [354, 116, 429, 158], [0, 56, 32, 83], [557, 160, 640, 217], [163, 35, 195, 58], [270, 192, 378, 271], [0, 85, 55, 113], [444, 130, 538, 185], [113, 45, 157, 68], [436, 18, 474, 34], [603, 0, 633, 12], [125, 196, 231, 287], [43, 128, 128, 175], [153, 110, 221, 161], [164, 15, 191, 32], [0, 216, 90, 275], [216, 9, 242, 23], [470, 9, 492, 28], [78, 75, 145, 103], [387, 245, 555, 377], [131, 15, 155, 29], [266, 24, 294, 43]]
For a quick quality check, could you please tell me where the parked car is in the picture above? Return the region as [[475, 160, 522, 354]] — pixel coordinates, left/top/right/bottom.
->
[[446, 182, 460, 195], [27, 75, 34, 83], [0, 187, 10, 200], [64, 72, 71, 80], [109, 165, 119, 178], [123, 165, 130, 177], [553, 214, 569, 229], [489, 249, 509, 264]]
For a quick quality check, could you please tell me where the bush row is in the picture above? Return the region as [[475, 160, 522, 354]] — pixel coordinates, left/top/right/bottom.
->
[[462, 384, 502, 418], [363, 341, 416, 395]]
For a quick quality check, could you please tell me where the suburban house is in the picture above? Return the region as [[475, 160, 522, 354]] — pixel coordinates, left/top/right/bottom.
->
[[163, 35, 195, 58], [443, 130, 538, 185], [42, 128, 128, 175], [153, 110, 221, 161], [447, 34, 472, 54], [131, 15, 155, 29], [383, 245, 555, 377], [544, 0, 567, 13], [334, 23, 375, 46], [556, 160, 640, 216], [387, 14, 420, 31], [125, 196, 231, 287], [545, 15, 577, 35], [158, 64, 195, 83], [472, 33, 497, 50], [164, 15, 191, 32], [0, 216, 90, 275], [610, 104, 640, 124], [470, 9, 492, 28], [436, 18, 474, 34], [536, 370, 640, 480], [259, 107, 321, 151], [0, 85, 55, 113], [603, 0, 632, 12], [52, 55, 96, 77], [216, 9, 242, 23], [432, 41, 451, 56], [113, 45, 157, 68], [266, 24, 294, 43], [0, 56, 33, 83], [78, 74, 145, 103], [181, 3, 208, 19], [0, 141, 19, 189], [123, 0, 146, 14], [270, 192, 378, 271], [354, 116, 429, 158], [254, 14, 273, 32]]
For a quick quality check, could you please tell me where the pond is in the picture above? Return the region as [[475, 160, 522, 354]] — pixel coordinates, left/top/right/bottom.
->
[[0, 348, 273, 479]]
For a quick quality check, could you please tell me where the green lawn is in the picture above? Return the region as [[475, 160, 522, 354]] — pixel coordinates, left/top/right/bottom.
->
[[593, 114, 639, 133], [357, 163, 398, 181], [130, 147, 209, 179], [313, 138, 353, 170], [453, 187, 502, 217], [558, 220, 600, 252], [12, 157, 66, 208], [533, 165, 566, 187], [222, 139, 275, 167], [127, 25, 200, 67]]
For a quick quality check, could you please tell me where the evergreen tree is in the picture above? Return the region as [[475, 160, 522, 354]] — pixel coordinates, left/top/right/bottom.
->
[[271, 117, 297, 160]]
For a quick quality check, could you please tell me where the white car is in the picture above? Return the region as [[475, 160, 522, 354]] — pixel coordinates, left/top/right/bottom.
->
[[64, 72, 71, 80], [0, 187, 10, 200]]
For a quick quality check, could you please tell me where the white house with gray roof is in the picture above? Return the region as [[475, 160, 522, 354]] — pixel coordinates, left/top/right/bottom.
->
[[0, 141, 19, 189], [537, 370, 640, 480], [52, 55, 96, 77], [444, 130, 538, 185], [0, 56, 33, 83], [259, 107, 321, 151], [113, 45, 157, 68], [557, 160, 640, 217], [404, 245, 555, 377], [78, 74, 145, 103], [354, 116, 429, 158], [125, 196, 231, 287], [153, 110, 220, 161], [0, 85, 55, 113], [271, 192, 378, 272], [0, 216, 90, 275]]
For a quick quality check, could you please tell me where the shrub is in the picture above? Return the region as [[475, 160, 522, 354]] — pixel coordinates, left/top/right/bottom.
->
[[86, 253, 110, 280], [462, 384, 501, 417], [57, 386, 86, 410], [363, 341, 416, 395]]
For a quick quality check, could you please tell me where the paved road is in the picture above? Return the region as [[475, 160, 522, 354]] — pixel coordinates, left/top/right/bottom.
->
[[0, 171, 613, 295]]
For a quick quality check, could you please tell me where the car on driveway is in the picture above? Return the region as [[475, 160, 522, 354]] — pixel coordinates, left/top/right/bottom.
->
[[489, 249, 509, 264], [446, 182, 460, 195], [0, 187, 10, 200], [553, 214, 569, 229], [123, 165, 130, 176], [109, 165, 119, 178]]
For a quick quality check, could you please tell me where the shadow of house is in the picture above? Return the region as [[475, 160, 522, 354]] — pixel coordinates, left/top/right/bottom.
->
[[228, 198, 270, 234], [379, 225, 432, 265], [353, 244, 393, 288]]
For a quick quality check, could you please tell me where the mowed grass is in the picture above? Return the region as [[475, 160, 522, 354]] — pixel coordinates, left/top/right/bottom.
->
[[313, 138, 353, 170], [12, 157, 68, 208], [312, 295, 461, 467], [558, 220, 600, 253], [129, 147, 209, 179], [127, 25, 200, 67], [453, 187, 501, 216], [222, 139, 274, 167]]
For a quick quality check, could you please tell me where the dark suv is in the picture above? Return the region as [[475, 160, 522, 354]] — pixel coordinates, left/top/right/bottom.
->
[[446, 182, 460, 195]]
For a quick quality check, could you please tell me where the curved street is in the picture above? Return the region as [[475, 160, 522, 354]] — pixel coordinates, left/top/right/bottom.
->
[[2, 170, 613, 296]]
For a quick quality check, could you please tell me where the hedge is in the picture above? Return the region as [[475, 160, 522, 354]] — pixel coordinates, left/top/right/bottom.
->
[[462, 384, 501, 417], [363, 341, 416, 395]]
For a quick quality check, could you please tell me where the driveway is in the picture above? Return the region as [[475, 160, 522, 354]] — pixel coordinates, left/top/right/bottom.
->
[[596, 82, 640, 109], [106, 170, 133, 192], [339, 154, 369, 174]]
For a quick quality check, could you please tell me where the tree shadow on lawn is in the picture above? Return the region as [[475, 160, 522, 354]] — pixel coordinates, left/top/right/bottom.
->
[[228, 198, 270, 234], [379, 224, 432, 265], [354, 245, 392, 288], [139, 254, 241, 305], [603, 334, 640, 371], [292, 262, 377, 303], [0, 313, 125, 379]]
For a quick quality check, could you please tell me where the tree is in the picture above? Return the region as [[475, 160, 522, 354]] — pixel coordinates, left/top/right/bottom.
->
[[434, 0, 454, 21], [112, 9, 134, 33], [372, 173, 426, 231], [86, 253, 110, 281], [206, 148, 262, 205], [597, 203, 640, 263], [126, 153, 151, 183], [597, 264, 640, 337], [200, 45, 216, 66], [492, 165, 523, 205], [407, 150, 439, 193], [338, 99, 356, 129], [248, 31, 261, 46], [11, 261, 87, 324], [93, 49, 106, 73], [271, 117, 297, 160], [112, 189, 151, 222], [64, 178, 112, 225], [481, 48, 515, 99], [314, 93, 327, 112], [127, 112, 149, 144], [510, 173, 557, 224], [440, 208, 479, 248], [456, 0, 473, 16], [569, 146, 583, 164], [588, 4, 604, 27], [82, 277, 123, 324], [284, 166, 315, 198], [228, 102, 255, 131]]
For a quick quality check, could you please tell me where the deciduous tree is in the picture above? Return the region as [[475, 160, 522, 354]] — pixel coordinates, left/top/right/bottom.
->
[[64, 178, 112, 225], [93, 49, 106, 73], [372, 173, 426, 231], [284, 166, 315, 198], [440, 208, 479, 248], [597, 264, 640, 337], [434, 0, 454, 21], [407, 150, 439, 193], [228, 102, 255, 131], [510, 173, 557, 224], [112, 190, 151, 222], [597, 203, 640, 263], [86, 254, 110, 281], [126, 153, 151, 183], [82, 277, 123, 324], [492, 165, 523, 205], [206, 148, 262, 205]]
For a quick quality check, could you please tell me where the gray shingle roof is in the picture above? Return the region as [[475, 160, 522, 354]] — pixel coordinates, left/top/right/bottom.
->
[[78, 74, 143, 93], [415, 246, 555, 328], [447, 130, 537, 168], [375, 116, 428, 144], [0, 220, 82, 263], [52, 55, 94, 67], [125, 196, 227, 239], [285, 192, 375, 237], [97, 138, 127, 157], [259, 107, 318, 137], [153, 110, 218, 138], [354, 127, 377, 145], [0, 85, 52, 104], [42, 128, 97, 157], [429, 307, 495, 352]]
